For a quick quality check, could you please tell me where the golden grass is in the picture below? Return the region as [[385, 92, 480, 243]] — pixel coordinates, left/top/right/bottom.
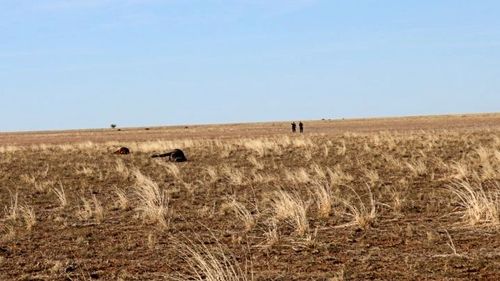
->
[[228, 200, 256, 232], [271, 189, 310, 236], [449, 180, 499, 227], [176, 238, 252, 281], [132, 169, 170, 229], [335, 184, 377, 229], [2, 118, 500, 279], [52, 184, 68, 208]]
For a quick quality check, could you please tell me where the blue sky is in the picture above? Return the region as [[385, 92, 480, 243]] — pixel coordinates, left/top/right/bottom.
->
[[1, 0, 499, 131]]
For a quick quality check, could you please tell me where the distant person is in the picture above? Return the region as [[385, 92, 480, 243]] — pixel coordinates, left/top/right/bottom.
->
[[299, 122, 304, 133], [291, 122, 297, 133]]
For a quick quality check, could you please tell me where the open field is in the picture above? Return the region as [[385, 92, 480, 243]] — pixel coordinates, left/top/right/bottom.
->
[[1, 114, 500, 280]]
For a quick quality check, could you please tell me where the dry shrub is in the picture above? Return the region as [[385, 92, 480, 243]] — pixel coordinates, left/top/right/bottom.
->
[[336, 140, 347, 156], [175, 238, 252, 281], [284, 168, 311, 184], [4, 191, 19, 221], [115, 188, 129, 210], [312, 182, 333, 218], [334, 184, 377, 229], [450, 161, 471, 180], [76, 197, 93, 221], [133, 170, 170, 228], [53, 184, 68, 208], [475, 147, 498, 180], [271, 189, 309, 236], [247, 155, 264, 170], [364, 169, 380, 184], [163, 162, 181, 179], [205, 166, 219, 183], [115, 159, 130, 178], [92, 195, 104, 223], [310, 164, 327, 182], [243, 138, 280, 157], [20, 205, 36, 230], [263, 221, 280, 247], [326, 166, 353, 186], [75, 165, 94, 176], [222, 165, 244, 185], [449, 180, 499, 227], [406, 159, 427, 177], [229, 200, 256, 232]]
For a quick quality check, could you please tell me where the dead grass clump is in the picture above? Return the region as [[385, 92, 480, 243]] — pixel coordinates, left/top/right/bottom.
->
[[53, 184, 68, 208], [20, 174, 37, 185], [133, 170, 170, 228], [205, 166, 219, 183], [76, 197, 93, 221], [310, 164, 327, 182], [326, 166, 353, 186], [0, 145, 22, 154], [334, 184, 377, 229], [475, 146, 498, 180], [406, 159, 427, 177], [449, 161, 471, 180], [163, 162, 181, 179], [448, 180, 499, 227], [75, 165, 94, 176], [284, 168, 311, 184], [243, 138, 281, 157], [386, 182, 408, 215], [364, 169, 380, 184], [115, 159, 130, 178], [271, 189, 310, 236], [247, 155, 264, 170], [222, 165, 245, 185], [336, 140, 347, 156], [176, 238, 252, 281], [20, 205, 36, 230], [229, 200, 256, 232], [263, 221, 280, 247], [312, 183, 333, 218], [4, 191, 19, 221], [115, 188, 129, 210], [92, 195, 104, 223]]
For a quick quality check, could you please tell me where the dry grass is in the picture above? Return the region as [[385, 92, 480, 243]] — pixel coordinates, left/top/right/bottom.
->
[[1, 115, 500, 279], [406, 159, 428, 177], [114, 188, 129, 210], [20, 205, 36, 230], [133, 169, 170, 229], [229, 200, 256, 232], [271, 189, 310, 236], [52, 184, 68, 208], [176, 238, 252, 281], [449, 180, 500, 227], [4, 191, 19, 221], [335, 184, 377, 229], [313, 182, 333, 218]]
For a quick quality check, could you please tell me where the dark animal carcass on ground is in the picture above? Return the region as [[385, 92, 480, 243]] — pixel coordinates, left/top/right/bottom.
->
[[114, 147, 130, 155], [151, 149, 187, 162]]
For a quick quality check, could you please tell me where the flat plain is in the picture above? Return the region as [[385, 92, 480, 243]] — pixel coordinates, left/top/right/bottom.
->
[[1, 114, 500, 280]]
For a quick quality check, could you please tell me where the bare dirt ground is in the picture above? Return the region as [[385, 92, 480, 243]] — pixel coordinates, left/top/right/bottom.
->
[[1, 114, 499, 280]]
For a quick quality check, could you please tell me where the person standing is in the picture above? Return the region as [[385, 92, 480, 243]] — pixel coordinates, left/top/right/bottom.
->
[[291, 122, 297, 133], [299, 121, 304, 133]]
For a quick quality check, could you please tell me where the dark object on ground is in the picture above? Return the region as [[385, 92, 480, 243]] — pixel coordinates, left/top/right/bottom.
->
[[151, 149, 187, 162], [114, 147, 130, 155], [291, 122, 297, 133], [299, 122, 304, 133]]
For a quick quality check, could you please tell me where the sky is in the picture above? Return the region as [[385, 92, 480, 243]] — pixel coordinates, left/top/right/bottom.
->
[[1, 0, 499, 131]]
